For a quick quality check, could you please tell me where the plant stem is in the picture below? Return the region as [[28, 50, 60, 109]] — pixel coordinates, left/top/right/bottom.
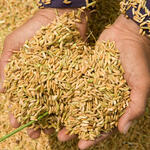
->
[[0, 112, 48, 142]]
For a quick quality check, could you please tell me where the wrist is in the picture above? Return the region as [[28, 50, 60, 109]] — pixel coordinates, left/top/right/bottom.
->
[[112, 14, 140, 36], [112, 15, 150, 43], [114, 15, 150, 57]]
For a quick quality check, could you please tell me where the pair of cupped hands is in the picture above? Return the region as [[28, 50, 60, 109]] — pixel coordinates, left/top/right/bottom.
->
[[0, 8, 150, 150]]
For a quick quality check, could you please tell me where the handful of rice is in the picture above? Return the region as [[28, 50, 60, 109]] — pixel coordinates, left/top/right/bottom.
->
[[3, 10, 130, 140]]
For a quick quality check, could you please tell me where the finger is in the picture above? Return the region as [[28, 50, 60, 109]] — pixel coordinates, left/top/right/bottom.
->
[[57, 128, 77, 142], [78, 133, 110, 150], [8, 112, 21, 128], [118, 86, 149, 134], [43, 128, 55, 135], [75, 10, 88, 40], [27, 128, 41, 139]]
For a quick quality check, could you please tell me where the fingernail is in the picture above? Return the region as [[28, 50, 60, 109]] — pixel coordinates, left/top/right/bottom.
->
[[123, 121, 132, 134]]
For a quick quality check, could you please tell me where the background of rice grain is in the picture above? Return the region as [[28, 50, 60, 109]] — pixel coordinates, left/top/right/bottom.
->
[[0, 0, 150, 150]]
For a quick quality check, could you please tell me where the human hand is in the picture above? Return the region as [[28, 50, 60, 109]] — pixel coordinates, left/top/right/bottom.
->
[[57, 14, 150, 149], [0, 8, 88, 139]]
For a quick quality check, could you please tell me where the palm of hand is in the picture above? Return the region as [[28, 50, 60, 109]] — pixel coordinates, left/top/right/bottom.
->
[[0, 8, 87, 140], [75, 15, 150, 150], [0, 9, 55, 92], [0, 8, 87, 92], [99, 15, 150, 134], [72, 15, 150, 150]]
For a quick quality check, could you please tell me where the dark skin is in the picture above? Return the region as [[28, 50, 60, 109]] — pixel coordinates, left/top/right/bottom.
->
[[0, 7, 150, 150]]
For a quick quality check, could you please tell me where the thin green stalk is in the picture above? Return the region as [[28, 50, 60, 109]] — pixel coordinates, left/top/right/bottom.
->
[[0, 112, 48, 143]]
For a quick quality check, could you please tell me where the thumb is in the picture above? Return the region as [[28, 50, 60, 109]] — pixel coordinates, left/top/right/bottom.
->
[[118, 87, 149, 134]]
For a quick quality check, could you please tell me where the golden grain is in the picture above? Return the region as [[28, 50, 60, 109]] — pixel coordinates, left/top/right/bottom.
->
[[120, 0, 150, 38]]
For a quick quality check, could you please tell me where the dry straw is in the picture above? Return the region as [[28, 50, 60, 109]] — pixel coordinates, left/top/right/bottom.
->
[[3, 9, 130, 140]]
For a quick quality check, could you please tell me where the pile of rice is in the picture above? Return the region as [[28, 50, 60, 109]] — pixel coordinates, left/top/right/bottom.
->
[[3, 10, 130, 140], [0, 0, 149, 150]]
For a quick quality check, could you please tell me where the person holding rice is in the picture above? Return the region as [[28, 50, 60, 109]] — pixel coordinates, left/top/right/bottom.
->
[[0, 0, 149, 149]]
